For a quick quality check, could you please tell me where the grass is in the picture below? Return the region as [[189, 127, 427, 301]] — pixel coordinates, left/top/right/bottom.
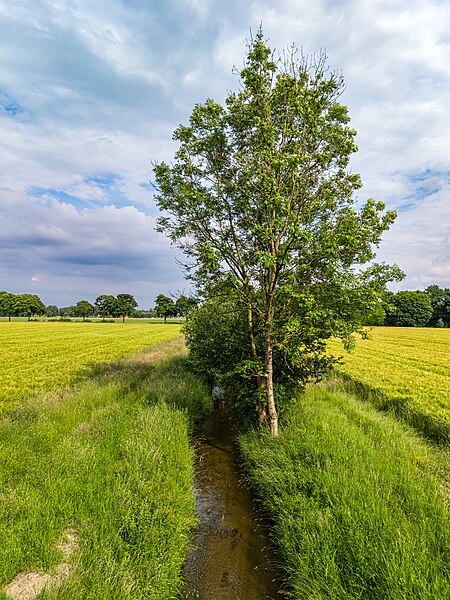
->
[[239, 386, 449, 599], [0, 321, 182, 412], [327, 327, 450, 442], [0, 337, 211, 599]]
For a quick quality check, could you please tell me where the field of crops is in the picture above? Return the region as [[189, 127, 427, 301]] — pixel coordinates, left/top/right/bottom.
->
[[328, 327, 450, 440], [0, 321, 182, 410]]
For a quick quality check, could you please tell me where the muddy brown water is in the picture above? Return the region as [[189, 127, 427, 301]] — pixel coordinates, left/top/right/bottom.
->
[[182, 398, 283, 600]]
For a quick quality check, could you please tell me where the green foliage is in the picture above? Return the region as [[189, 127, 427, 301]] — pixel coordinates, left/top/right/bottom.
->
[[116, 293, 138, 321], [13, 294, 46, 320], [71, 300, 95, 320], [0, 292, 16, 320], [46, 305, 59, 318], [174, 294, 197, 317], [239, 387, 450, 599], [154, 294, 176, 321], [153, 30, 402, 432], [94, 294, 118, 319], [387, 290, 433, 327], [425, 285, 450, 327]]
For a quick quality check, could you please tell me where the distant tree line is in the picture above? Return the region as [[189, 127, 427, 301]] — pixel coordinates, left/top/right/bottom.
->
[[0, 292, 46, 320], [366, 285, 450, 327], [5, 285, 445, 328], [0, 291, 197, 322]]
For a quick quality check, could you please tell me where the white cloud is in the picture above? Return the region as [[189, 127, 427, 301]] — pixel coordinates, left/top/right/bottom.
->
[[0, 0, 449, 305]]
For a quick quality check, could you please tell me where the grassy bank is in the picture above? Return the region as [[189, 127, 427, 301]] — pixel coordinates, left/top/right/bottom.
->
[[239, 386, 449, 599], [0, 338, 210, 599]]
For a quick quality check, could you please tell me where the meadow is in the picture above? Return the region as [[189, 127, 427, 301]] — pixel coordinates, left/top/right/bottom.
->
[[0, 321, 182, 412], [239, 386, 450, 599], [0, 337, 210, 599], [1, 321, 449, 598], [327, 327, 450, 442]]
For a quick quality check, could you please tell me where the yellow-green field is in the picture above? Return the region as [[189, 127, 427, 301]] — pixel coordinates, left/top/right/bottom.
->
[[0, 321, 182, 410], [328, 327, 450, 440]]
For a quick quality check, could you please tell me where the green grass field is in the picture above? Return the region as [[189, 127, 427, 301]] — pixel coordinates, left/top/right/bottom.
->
[[0, 322, 182, 412], [239, 386, 450, 599], [0, 337, 210, 599], [327, 327, 450, 441]]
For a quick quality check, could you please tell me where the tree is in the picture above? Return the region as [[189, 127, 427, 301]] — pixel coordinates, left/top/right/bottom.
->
[[46, 304, 59, 317], [425, 285, 450, 327], [153, 32, 401, 435], [154, 294, 176, 322], [72, 300, 95, 321], [175, 295, 198, 317], [0, 291, 16, 321], [13, 294, 46, 320], [387, 291, 433, 327], [94, 295, 118, 320], [116, 293, 138, 322]]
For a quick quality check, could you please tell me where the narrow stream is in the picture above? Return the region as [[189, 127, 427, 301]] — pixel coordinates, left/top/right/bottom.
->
[[182, 394, 282, 599]]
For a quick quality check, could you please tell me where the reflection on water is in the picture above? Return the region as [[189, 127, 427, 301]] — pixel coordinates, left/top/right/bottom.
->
[[183, 393, 282, 599]]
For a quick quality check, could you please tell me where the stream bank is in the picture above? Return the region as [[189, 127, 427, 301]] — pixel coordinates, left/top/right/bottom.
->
[[182, 395, 282, 599]]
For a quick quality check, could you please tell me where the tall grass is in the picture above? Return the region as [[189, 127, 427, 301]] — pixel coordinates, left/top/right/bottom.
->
[[239, 386, 449, 599], [0, 338, 210, 599]]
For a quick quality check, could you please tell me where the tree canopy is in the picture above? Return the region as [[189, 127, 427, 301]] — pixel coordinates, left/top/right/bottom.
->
[[154, 294, 176, 322], [0, 291, 16, 321], [94, 295, 118, 320], [116, 293, 138, 322], [386, 291, 433, 327], [71, 300, 95, 320], [13, 294, 46, 320]]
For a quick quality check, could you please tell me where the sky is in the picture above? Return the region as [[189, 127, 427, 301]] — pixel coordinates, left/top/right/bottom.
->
[[0, 0, 449, 308]]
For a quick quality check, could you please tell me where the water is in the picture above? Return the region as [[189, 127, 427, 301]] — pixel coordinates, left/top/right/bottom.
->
[[182, 393, 282, 599]]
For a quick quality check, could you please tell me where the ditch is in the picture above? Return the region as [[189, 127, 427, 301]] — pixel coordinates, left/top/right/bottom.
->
[[182, 390, 282, 599]]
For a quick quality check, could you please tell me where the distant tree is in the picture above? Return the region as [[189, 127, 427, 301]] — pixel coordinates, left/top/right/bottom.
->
[[175, 295, 198, 317], [46, 304, 59, 317], [154, 294, 176, 322], [94, 295, 118, 320], [0, 291, 16, 321], [13, 294, 46, 321], [387, 291, 433, 327], [72, 300, 95, 321], [134, 309, 156, 318], [116, 293, 138, 322], [425, 285, 450, 327]]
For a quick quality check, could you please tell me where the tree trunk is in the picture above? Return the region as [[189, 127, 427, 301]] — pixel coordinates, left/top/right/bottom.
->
[[265, 326, 278, 436], [247, 302, 267, 424]]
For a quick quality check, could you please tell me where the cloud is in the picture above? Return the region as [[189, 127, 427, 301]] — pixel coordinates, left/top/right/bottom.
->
[[0, 0, 449, 306]]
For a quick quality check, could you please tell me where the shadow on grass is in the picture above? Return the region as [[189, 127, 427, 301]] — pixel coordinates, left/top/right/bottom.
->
[[81, 345, 210, 432], [331, 372, 449, 445]]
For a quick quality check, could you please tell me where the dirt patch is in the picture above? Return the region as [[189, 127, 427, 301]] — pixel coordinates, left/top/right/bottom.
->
[[4, 572, 53, 600], [4, 528, 80, 600]]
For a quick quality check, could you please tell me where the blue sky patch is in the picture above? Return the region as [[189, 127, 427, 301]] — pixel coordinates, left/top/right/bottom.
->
[[0, 92, 23, 116], [28, 175, 153, 215]]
